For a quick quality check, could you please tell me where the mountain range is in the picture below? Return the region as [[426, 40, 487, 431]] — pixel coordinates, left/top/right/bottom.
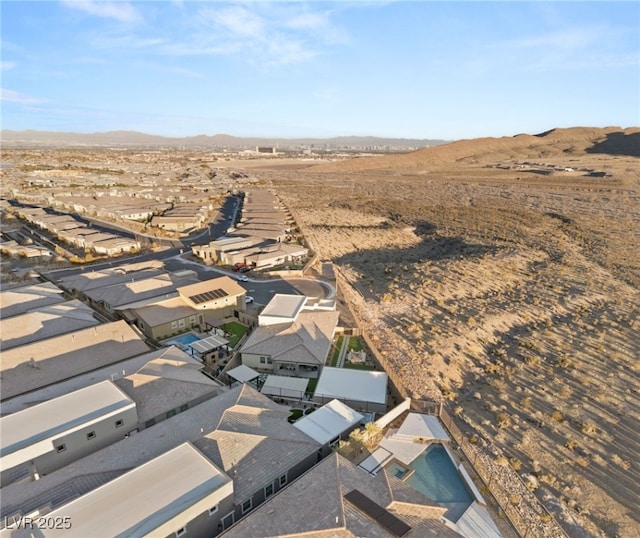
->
[[0, 129, 447, 150]]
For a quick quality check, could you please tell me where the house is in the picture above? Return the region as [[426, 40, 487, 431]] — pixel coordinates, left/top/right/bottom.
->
[[0, 299, 99, 350], [192, 235, 260, 264], [113, 348, 223, 430], [240, 310, 339, 378], [0, 320, 151, 401], [131, 296, 205, 341], [91, 235, 141, 255], [0, 281, 65, 320], [314, 366, 389, 414], [1, 345, 222, 433], [0, 385, 321, 536], [75, 271, 198, 314], [242, 241, 308, 269], [0, 381, 137, 487], [222, 451, 461, 538], [1, 443, 235, 538], [177, 276, 247, 324]]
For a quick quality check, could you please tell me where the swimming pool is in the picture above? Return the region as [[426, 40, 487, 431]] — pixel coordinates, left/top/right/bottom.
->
[[163, 332, 200, 348], [405, 444, 473, 522]]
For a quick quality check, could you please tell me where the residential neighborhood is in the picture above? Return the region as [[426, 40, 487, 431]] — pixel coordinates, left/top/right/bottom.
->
[[0, 183, 508, 538]]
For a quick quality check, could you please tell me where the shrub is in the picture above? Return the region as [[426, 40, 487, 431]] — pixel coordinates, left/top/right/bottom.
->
[[551, 410, 564, 422], [509, 458, 522, 471], [582, 421, 597, 434], [565, 439, 578, 451], [496, 413, 511, 429]]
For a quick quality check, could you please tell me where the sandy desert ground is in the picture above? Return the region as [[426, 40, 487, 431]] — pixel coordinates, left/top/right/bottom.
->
[[2, 127, 637, 536], [242, 128, 639, 537]]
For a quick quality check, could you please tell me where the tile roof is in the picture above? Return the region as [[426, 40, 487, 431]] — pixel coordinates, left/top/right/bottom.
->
[[241, 311, 339, 366]]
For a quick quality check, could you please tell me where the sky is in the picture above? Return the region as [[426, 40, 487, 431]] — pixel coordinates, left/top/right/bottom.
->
[[1, 1, 639, 140]]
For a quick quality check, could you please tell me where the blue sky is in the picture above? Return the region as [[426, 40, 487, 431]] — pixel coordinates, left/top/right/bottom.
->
[[2, 1, 638, 139]]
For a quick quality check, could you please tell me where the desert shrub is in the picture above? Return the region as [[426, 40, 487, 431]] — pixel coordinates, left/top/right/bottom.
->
[[581, 421, 597, 434], [469, 434, 479, 444], [565, 439, 578, 451], [550, 409, 564, 422], [557, 356, 573, 368], [496, 413, 510, 429], [491, 378, 507, 392], [509, 458, 522, 471]]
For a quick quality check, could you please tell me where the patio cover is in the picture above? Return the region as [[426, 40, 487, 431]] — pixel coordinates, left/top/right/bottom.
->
[[293, 399, 363, 445], [227, 364, 260, 384], [189, 334, 229, 354], [260, 375, 308, 399]]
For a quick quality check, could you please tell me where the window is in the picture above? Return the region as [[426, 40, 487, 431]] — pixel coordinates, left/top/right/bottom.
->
[[180, 404, 188, 412], [56, 444, 66, 453], [260, 357, 266, 364], [175, 527, 186, 538], [86, 431, 96, 440], [241, 499, 252, 514], [265, 484, 274, 498], [139, 322, 145, 330], [115, 419, 124, 428], [190, 316, 196, 324], [279, 474, 287, 487], [171, 321, 178, 329], [208, 505, 219, 516], [145, 418, 156, 428], [167, 409, 176, 419], [178, 319, 185, 328], [267, 358, 272, 364]]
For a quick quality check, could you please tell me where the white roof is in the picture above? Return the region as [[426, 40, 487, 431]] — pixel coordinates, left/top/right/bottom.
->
[[395, 413, 450, 443], [34, 443, 232, 538], [314, 367, 388, 405], [260, 375, 308, 399], [1, 381, 135, 470], [189, 334, 229, 354], [227, 364, 260, 383], [258, 294, 307, 326], [293, 399, 363, 445]]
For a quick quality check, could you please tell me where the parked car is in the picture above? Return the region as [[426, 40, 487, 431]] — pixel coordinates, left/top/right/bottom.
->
[[236, 275, 249, 282], [239, 266, 252, 273], [245, 296, 254, 304]]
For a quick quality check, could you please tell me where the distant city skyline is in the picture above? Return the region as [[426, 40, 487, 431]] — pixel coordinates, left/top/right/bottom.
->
[[2, 1, 638, 140]]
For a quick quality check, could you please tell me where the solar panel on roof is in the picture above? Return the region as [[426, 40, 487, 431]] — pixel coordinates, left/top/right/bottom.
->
[[344, 489, 411, 538], [188, 289, 228, 304]]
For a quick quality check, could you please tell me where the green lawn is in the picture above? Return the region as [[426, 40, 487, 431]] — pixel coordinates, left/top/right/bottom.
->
[[347, 337, 363, 352], [221, 321, 249, 348], [305, 377, 318, 396]]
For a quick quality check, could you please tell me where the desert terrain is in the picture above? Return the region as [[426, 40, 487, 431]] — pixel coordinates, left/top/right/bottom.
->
[[1, 126, 637, 536], [243, 127, 639, 537]]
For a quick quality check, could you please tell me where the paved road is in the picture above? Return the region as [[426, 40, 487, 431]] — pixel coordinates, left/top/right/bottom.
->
[[164, 256, 334, 306]]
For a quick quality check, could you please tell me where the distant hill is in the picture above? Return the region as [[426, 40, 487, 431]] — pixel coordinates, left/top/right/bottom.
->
[[311, 126, 640, 173], [0, 129, 447, 151]]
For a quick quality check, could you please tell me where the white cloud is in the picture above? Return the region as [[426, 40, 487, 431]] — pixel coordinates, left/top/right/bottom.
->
[[60, 1, 141, 23], [0, 89, 47, 105], [0, 61, 16, 71], [211, 5, 265, 38]]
